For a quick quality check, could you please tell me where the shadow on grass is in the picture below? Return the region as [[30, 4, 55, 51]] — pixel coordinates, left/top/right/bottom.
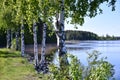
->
[[0, 50, 21, 58]]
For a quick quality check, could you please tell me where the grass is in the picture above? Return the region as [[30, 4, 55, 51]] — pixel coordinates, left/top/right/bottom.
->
[[0, 48, 46, 80]]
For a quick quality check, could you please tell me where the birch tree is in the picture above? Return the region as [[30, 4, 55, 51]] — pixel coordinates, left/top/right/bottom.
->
[[9, 0, 30, 56], [51, 0, 116, 69], [55, 0, 68, 68], [15, 28, 20, 50], [33, 21, 39, 69], [15, 31, 19, 50], [13, 0, 26, 57], [20, 21, 25, 56], [25, 0, 41, 70], [38, 22, 48, 73], [0, 0, 17, 49], [14, 0, 48, 71], [37, 0, 53, 73]]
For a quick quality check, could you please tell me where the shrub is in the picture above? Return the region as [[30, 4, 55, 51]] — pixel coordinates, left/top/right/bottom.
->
[[48, 51, 115, 80]]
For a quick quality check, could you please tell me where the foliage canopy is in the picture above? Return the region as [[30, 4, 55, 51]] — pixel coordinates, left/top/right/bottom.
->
[[0, 0, 116, 29]]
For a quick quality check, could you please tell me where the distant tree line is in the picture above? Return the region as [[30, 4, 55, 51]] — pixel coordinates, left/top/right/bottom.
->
[[65, 30, 99, 40], [99, 34, 120, 40], [65, 30, 120, 40]]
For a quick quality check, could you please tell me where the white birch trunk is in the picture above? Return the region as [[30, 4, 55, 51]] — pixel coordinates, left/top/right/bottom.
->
[[6, 29, 11, 49], [59, 0, 67, 55], [15, 30, 19, 50], [40, 23, 46, 63], [21, 23, 25, 57], [55, 0, 68, 67], [38, 22, 48, 73], [33, 21, 39, 68], [56, 34, 59, 47]]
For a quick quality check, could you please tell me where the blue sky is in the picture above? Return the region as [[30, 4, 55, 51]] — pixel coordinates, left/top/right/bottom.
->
[[65, 1, 120, 36]]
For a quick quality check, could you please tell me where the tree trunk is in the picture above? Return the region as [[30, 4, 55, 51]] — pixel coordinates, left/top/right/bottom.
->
[[15, 30, 19, 50], [38, 22, 48, 73], [33, 22, 39, 69], [21, 23, 25, 57], [41, 23, 46, 63], [55, 0, 68, 68], [10, 31, 13, 49], [6, 29, 11, 49]]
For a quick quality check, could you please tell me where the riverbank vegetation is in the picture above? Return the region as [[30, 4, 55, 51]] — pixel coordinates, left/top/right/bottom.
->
[[0, 49, 115, 80]]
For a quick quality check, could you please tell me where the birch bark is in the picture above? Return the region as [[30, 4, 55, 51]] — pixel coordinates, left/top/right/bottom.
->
[[33, 21, 39, 68], [55, 0, 68, 68], [15, 30, 19, 50], [38, 22, 48, 73], [21, 23, 25, 57], [40, 23, 46, 64]]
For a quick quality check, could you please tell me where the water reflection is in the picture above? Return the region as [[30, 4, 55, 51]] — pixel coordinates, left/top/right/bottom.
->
[[55, 40, 120, 80]]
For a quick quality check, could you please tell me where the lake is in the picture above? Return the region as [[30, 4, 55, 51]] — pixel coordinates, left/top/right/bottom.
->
[[54, 40, 120, 80]]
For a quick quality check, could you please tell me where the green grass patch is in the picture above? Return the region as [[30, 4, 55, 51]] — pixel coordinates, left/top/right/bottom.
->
[[0, 48, 41, 80]]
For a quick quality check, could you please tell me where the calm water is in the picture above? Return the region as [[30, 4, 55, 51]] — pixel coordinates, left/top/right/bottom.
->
[[54, 40, 120, 79]]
